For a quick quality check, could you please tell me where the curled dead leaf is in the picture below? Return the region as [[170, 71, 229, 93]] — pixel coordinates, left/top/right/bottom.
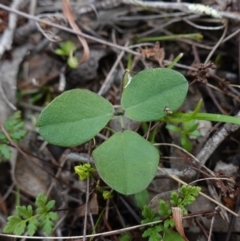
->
[[172, 207, 189, 241], [62, 0, 90, 64], [138, 42, 165, 66]]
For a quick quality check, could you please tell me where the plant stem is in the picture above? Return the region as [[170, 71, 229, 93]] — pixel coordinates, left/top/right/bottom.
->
[[136, 33, 203, 43], [168, 112, 240, 125], [167, 53, 183, 69]]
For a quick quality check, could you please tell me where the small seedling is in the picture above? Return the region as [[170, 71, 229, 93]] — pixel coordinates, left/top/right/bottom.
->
[[54, 40, 79, 68], [141, 185, 201, 241], [3, 193, 59, 236], [166, 119, 201, 151], [0, 111, 26, 162], [75, 163, 96, 181]]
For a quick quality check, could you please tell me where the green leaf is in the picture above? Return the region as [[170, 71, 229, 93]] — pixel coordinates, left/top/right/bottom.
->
[[142, 226, 163, 241], [164, 228, 184, 241], [165, 124, 182, 133], [93, 130, 159, 195], [60, 40, 77, 55], [10, 130, 27, 141], [3, 216, 25, 235], [182, 120, 198, 134], [134, 189, 149, 209], [48, 211, 59, 221], [170, 191, 179, 206], [158, 200, 171, 216], [119, 233, 132, 241], [45, 200, 55, 211], [54, 48, 67, 56], [164, 218, 174, 228], [4, 194, 58, 236], [142, 205, 158, 223], [17, 205, 33, 219], [75, 163, 96, 180], [121, 68, 188, 122], [27, 218, 39, 236], [41, 216, 55, 235], [180, 135, 192, 151], [180, 185, 201, 206], [0, 144, 11, 160], [189, 129, 201, 137], [38, 89, 114, 147], [35, 193, 47, 208], [1, 111, 26, 143], [0, 131, 7, 141], [67, 56, 79, 68], [102, 190, 113, 200]]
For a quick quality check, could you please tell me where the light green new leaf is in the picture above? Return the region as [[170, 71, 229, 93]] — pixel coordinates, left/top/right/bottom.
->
[[121, 68, 188, 121], [92, 130, 159, 195], [38, 89, 114, 147]]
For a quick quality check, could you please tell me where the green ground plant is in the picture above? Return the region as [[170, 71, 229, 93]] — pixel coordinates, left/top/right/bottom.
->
[[166, 119, 201, 151], [37, 67, 240, 196], [0, 111, 26, 162], [3, 193, 59, 236], [54, 40, 79, 68], [141, 185, 201, 241]]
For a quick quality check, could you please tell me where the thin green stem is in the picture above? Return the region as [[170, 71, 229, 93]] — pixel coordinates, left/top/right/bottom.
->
[[137, 33, 203, 43], [90, 208, 106, 241], [167, 53, 183, 69], [168, 112, 240, 125]]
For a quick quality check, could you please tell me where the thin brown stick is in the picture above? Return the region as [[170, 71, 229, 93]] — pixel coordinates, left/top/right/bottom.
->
[[0, 3, 140, 56]]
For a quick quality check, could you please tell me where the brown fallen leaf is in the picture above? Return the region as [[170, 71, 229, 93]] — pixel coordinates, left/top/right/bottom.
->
[[138, 42, 165, 66], [62, 0, 90, 64], [172, 207, 189, 241]]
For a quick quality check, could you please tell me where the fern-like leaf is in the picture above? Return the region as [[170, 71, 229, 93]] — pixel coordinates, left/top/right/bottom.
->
[[4, 193, 58, 236], [142, 226, 163, 241], [3, 215, 26, 235], [158, 200, 171, 216], [141, 205, 158, 223], [0, 144, 11, 161]]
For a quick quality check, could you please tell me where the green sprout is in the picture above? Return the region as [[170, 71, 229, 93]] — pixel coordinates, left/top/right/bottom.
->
[[141, 185, 201, 241], [74, 163, 96, 181], [166, 119, 201, 151], [0, 111, 27, 162], [3, 193, 59, 236], [54, 40, 79, 68]]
